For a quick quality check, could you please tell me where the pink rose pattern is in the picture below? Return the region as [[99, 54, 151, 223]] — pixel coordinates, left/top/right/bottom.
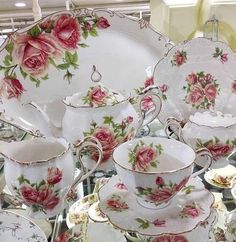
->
[[171, 50, 187, 66], [232, 80, 236, 93], [213, 47, 228, 63], [0, 76, 25, 99], [83, 116, 135, 163], [147, 235, 189, 242], [136, 176, 190, 206], [54, 229, 83, 242], [106, 194, 129, 212], [135, 217, 166, 230], [183, 71, 219, 109], [196, 137, 236, 161], [14, 167, 62, 213], [128, 141, 163, 171], [179, 202, 202, 218], [82, 85, 119, 107], [0, 14, 110, 91], [114, 183, 128, 190]]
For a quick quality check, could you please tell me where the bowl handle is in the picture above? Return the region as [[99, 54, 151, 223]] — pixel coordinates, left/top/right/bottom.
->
[[191, 148, 212, 178]]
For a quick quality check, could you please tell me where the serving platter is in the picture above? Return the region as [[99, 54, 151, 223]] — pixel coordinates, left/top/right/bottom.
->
[[153, 37, 236, 123]]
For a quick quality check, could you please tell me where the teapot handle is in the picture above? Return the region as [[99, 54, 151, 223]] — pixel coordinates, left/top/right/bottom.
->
[[164, 117, 183, 141], [70, 136, 103, 189], [136, 85, 162, 132]]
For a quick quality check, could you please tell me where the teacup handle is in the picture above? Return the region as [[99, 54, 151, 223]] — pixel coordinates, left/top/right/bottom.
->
[[70, 136, 103, 189], [125, 232, 142, 242], [136, 85, 162, 132], [164, 117, 183, 141], [191, 148, 213, 178]]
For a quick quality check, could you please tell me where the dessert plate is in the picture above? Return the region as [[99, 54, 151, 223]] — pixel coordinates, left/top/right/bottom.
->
[[154, 37, 236, 123], [54, 223, 126, 242], [0, 209, 47, 241], [98, 175, 214, 236]]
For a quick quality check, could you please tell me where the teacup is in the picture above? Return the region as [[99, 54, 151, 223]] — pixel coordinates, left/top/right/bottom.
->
[[225, 210, 236, 242], [113, 137, 212, 209], [1, 137, 102, 219]]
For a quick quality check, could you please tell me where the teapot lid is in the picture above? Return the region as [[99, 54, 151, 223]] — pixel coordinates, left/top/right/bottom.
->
[[189, 111, 236, 127], [64, 66, 126, 108]]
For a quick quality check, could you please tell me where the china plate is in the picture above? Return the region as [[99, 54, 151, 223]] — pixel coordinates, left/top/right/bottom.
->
[[0, 8, 172, 135], [55, 223, 126, 242], [154, 37, 236, 123], [0, 209, 47, 241], [98, 175, 214, 236], [66, 193, 108, 228], [204, 165, 236, 189]]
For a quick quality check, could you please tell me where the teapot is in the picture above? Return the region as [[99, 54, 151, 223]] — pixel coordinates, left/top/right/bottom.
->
[[0, 136, 103, 219], [165, 111, 236, 168], [0, 66, 162, 170]]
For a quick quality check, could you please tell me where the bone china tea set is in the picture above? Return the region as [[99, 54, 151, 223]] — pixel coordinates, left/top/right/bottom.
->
[[0, 8, 236, 242]]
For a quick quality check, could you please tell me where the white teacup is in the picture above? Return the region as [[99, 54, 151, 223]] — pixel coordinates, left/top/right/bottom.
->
[[113, 137, 212, 209], [1, 137, 102, 219], [225, 210, 236, 242]]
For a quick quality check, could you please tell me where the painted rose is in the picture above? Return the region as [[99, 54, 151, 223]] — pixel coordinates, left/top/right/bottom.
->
[[12, 33, 62, 78], [159, 84, 168, 92], [42, 195, 60, 210], [89, 86, 108, 106], [96, 17, 110, 29], [206, 142, 234, 160], [19, 185, 39, 205], [115, 183, 128, 190], [172, 50, 187, 66], [40, 19, 53, 31], [186, 73, 197, 85], [148, 187, 174, 203], [185, 84, 204, 105], [84, 22, 92, 31], [145, 77, 154, 88], [204, 73, 213, 82], [155, 176, 164, 186], [37, 185, 53, 202], [220, 53, 228, 63], [0, 77, 25, 99], [53, 15, 80, 50], [127, 116, 134, 124], [141, 95, 154, 111], [181, 204, 201, 218], [232, 81, 236, 93], [91, 127, 119, 162], [204, 83, 217, 100], [54, 231, 71, 242], [107, 199, 129, 210], [152, 235, 189, 242], [47, 167, 63, 185], [174, 176, 189, 192], [153, 218, 166, 227], [135, 146, 157, 171]]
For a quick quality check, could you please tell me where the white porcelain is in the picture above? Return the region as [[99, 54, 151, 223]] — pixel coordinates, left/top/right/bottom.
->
[[55, 223, 126, 242], [165, 111, 236, 168], [225, 210, 236, 242], [5, 208, 52, 239], [98, 175, 214, 236], [204, 165, 236, 189], [0, 8, 172, 138], [1, 137, 103, 219], [154, 37, 236, 124], [113, 137, 212, 209], [0, 209, 47, 241]]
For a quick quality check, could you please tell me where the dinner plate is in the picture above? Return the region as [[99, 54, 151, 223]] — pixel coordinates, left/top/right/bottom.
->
[[0, 8, 172, 136], [204, 165, 236, 189], [154, 37, 236, 123], [0, 209, 47, 241]]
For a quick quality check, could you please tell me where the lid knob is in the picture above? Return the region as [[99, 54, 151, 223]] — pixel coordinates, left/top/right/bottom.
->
[[91, 65, 102, 83]]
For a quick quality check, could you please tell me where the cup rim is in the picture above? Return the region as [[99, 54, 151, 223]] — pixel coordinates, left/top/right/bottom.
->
[[112, 137, 196, 174], [0, 137, 69, 165]]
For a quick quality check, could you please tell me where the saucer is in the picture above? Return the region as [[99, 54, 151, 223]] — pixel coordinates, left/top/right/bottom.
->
[[55, 223, 126, 242], [98, 175, 214, 236], [204, 165, 236, 189]]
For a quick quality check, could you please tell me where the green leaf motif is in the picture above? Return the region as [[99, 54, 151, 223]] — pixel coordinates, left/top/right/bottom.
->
[[82, 30, 89, 39], [150, 161, 157, 168], [3, 54, 12, 66], [65, 51, 74, 64], [27, 25, 41, 37], [89, 28, 98, 37], [103, 116, 113, 125], [20, 67, 28, 79], [135, 218, 150, 229], [41, 74, 49, 80], [57, 63, 70, 70], [30, 76, 40, 87], [17, 175, 25, 185], [64, 70, 74, 84], [5, 42, 14, 53], [78, 43, 89, 48]]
